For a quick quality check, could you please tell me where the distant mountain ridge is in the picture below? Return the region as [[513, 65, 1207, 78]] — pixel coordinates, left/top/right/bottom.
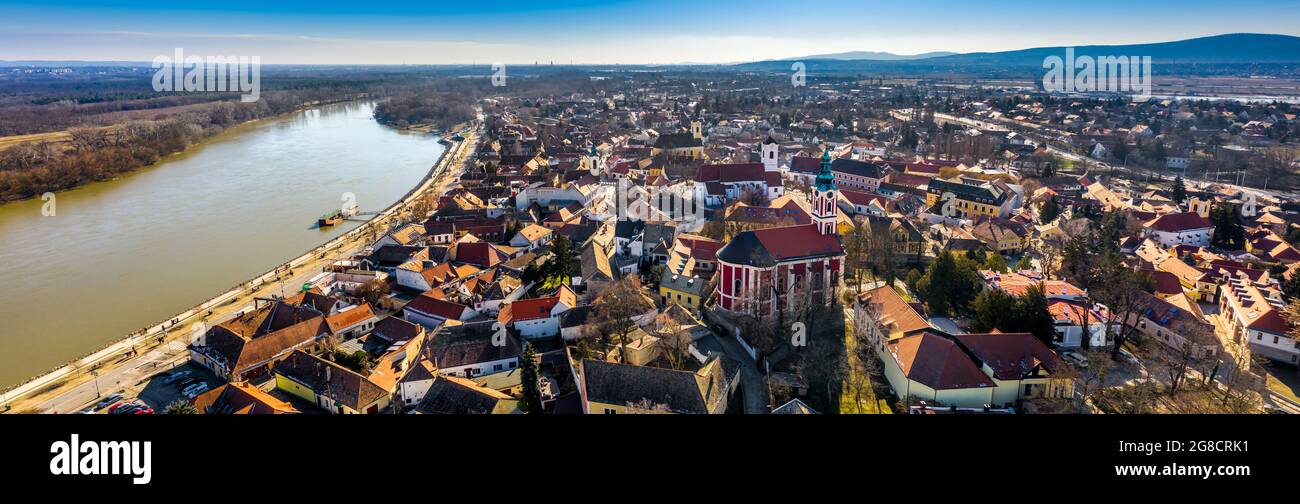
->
[[931, 33, 1300, 65], [738, 33, 1300, 71], [785, 50, 956, 61]]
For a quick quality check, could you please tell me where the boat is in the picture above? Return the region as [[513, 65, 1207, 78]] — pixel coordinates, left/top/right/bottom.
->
[[318, 210, 344, 227]]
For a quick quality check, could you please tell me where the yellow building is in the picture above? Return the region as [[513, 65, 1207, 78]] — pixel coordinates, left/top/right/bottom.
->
[[659, 272, 708, 310], [925, 178, 1014, 219], [273, 350, 392, 414]]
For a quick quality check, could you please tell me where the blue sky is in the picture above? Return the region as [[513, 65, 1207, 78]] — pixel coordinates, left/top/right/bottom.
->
[[2, 0, 1298, 64]]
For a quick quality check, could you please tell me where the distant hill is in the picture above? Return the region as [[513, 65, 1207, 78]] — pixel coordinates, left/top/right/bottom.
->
[[736, 33, 1300, 72], [785, 50, 956, 61], [930, 33, 1300, 65]]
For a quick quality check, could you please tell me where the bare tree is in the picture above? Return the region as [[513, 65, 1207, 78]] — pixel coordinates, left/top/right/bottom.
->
[[1093, 270, 1147, 360], [843, 220, 872, 293], [652, 309, 693, 371], [1156, 318, 1215, 395], [1074, 348, 1112, 411], [589, 276, 653, 364]]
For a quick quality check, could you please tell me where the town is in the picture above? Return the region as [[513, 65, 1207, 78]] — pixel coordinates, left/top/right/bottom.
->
[[21, 69, 1293, 416]]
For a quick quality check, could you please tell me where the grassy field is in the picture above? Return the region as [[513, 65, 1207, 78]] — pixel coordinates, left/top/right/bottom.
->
[[0, 130, 71, 149], [840, 310, 892, 414], [1266, 371, 1300, 404]]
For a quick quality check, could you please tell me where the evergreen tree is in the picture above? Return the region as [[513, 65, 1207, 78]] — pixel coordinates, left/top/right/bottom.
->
[[1283, 273, 1300, 302], [1014, 284, 1056, 346], [1171, 176, 1187, 204], [984, 253, 1008, 273], [1039, 195, 1061, 224], [164, 399, 199, 415], [971, 289, 1015, 333], [519, 342, 543, 414], [1210, 203, 1245, 250]]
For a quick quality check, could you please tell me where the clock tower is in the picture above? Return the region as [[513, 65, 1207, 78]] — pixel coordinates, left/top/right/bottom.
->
[[812, 146, 838, 236]]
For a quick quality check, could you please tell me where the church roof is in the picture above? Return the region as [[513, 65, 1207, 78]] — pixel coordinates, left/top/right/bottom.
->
[[716, 224, 844, 267]]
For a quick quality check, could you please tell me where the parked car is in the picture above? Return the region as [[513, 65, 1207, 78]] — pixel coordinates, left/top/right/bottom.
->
[[1118, 348, 1140, 365], [163, 370, 192, 384], [107, 400, 134, 413], [95, 393, 124, 410], [177, 376, 201, 388], [181, 381, 208, 395], [184, 383, 210, 399], [1061, 351, 1089, 368], [113, 403, 143, 415], [132, 405, 155, 415]]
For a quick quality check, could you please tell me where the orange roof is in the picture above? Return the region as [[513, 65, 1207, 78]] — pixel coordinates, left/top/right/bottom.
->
[[193, 382, 298, 414], [326, 304, 377, 334], [858, 284, 930, 338]]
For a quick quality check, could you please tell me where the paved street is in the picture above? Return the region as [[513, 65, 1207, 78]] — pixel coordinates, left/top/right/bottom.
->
[[711, 330, 770, 414]]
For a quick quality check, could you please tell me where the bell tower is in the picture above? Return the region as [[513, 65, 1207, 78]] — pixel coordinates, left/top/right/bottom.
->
[[761, 136, 779, 172], [812, 146, 838, 236]]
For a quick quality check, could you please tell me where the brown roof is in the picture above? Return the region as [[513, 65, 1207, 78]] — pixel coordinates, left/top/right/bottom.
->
[[415, 375, 519, 414], [203, 304, 329, 375], [273, 350, 389, 411], [429, 321, 521, 369], [455, 242, 509, 268], [372, 316, 423, 344], [404, 294, 472, 321]]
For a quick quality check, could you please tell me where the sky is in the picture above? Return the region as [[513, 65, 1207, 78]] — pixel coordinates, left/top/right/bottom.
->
[[2, 0, 1299, 64]]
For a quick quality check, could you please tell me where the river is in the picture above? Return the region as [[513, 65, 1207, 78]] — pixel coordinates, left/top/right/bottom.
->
[[0, 101, 445, 388]]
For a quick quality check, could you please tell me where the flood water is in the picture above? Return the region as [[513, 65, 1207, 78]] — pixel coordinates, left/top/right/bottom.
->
[[0, 101, 444, 388]]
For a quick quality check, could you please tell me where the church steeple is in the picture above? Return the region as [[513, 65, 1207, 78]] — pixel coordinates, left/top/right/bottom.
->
[[816, 146, 836, 191], [812, 146, 838, 236]]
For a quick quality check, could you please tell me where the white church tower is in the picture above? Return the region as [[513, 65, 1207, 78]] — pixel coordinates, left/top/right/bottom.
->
[[761, 136, 779, 172]]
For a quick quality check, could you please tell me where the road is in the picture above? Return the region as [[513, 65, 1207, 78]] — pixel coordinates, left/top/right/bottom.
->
[[712, 330, 770, 414]]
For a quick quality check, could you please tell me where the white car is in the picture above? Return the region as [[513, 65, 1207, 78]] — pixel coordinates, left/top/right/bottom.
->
[[181, 382, 208, 398], [185, 384, 210, 400], [1061, 351, 1089, 368]]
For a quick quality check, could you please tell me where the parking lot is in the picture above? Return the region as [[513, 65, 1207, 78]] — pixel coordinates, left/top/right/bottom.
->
[[78, 360, 221, 414], [135, 361, 221, 410]]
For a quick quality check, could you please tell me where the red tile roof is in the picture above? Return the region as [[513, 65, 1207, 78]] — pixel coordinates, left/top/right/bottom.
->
[[455, 242, 509, 267], [952, 332, 1066, 380], [1148, 212, 1212, 232], [889, 332, 995, 390], [405, 294, 471, 321]]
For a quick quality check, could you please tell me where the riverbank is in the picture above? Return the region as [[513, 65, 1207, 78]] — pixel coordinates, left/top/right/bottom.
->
[[0, 116, 478, 412], [0, 94, 370, 205]]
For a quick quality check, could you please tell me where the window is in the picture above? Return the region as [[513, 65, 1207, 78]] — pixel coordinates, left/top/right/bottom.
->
[[1274, 336, 1280, 344], [494, 364, 503, 371], [604, 408, 616, 414]]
